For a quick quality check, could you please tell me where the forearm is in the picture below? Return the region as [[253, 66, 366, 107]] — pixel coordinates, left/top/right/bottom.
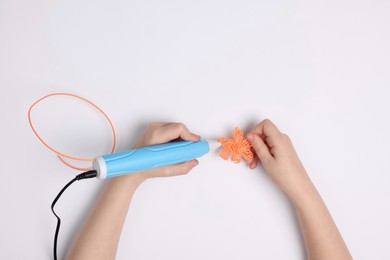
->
[[247, 120, 351, 259], [288, 176, 352, 260], [67, 174, 144, 260]]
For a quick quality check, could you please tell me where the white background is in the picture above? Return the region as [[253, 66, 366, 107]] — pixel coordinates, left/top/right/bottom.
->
[[1, 0, 389, 259]]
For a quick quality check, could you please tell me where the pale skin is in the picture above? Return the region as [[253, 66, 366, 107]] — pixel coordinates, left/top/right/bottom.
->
[[67, 120, 352, 260]]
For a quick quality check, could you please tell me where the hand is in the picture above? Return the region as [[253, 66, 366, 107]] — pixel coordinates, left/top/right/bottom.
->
[[132, 122, 201, 180], [246, 119, 310, 197], [68, 123, 201, 260]]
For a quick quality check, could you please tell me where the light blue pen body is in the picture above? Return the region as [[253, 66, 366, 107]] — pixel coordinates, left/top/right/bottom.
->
[[93, 140, 220, 179]]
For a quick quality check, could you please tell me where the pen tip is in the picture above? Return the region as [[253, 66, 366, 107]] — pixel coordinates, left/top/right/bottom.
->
[[206, 140, 221, 151]]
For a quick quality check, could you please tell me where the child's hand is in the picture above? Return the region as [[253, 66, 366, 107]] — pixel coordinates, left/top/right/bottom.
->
[[132, 122, 201, 179], [246, 119, 309, 197]]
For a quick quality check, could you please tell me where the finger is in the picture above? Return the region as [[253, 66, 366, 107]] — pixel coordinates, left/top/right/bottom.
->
[[149, 159, 199, 177], [246, 154, 255, 166], [160, 123, 201, 142], [264, 136, 277, 149], [247, 133, 273, 164], [159, 122, 176, 127], [245, 148, 258, 167], [249, 156, 259, 169], [251, 119, 281, 139]]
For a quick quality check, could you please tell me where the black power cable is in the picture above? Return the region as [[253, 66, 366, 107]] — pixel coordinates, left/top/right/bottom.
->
[[51, 170, 97, 260]]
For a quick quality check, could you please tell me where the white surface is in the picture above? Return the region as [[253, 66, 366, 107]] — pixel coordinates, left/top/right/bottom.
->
[[1, 0, 389, 259]]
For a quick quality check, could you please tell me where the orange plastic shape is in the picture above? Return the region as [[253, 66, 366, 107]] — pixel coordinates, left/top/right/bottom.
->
[[28, 93, 117, 171], [218, 127, 253, 164]]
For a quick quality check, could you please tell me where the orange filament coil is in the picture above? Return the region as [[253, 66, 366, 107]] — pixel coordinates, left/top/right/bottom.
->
[[28, 93, 117, 171], [218, 127, 254, 164]]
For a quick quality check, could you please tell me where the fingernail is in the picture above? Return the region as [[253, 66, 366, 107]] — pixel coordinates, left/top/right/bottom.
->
[[247, 134, 253, 142]]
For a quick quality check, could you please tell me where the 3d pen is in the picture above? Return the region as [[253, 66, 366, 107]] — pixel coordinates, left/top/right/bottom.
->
[[92, 140, 221, 179]]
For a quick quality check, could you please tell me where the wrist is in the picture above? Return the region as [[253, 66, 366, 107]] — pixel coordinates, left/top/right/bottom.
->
[[282, 172, 316, 206], [287, 180, 321, 211], [108, 172, 146, 190]]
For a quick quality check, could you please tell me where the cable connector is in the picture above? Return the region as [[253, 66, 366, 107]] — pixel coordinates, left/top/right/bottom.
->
[[76, 170, 97, 180]]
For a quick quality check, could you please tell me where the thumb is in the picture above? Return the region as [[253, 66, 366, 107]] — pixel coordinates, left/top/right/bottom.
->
[[247, 134, 273, 164]]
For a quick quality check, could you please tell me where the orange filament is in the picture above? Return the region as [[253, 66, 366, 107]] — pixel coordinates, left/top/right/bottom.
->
[[28, 93, 117, 171], [218, 127, 253, 164]]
